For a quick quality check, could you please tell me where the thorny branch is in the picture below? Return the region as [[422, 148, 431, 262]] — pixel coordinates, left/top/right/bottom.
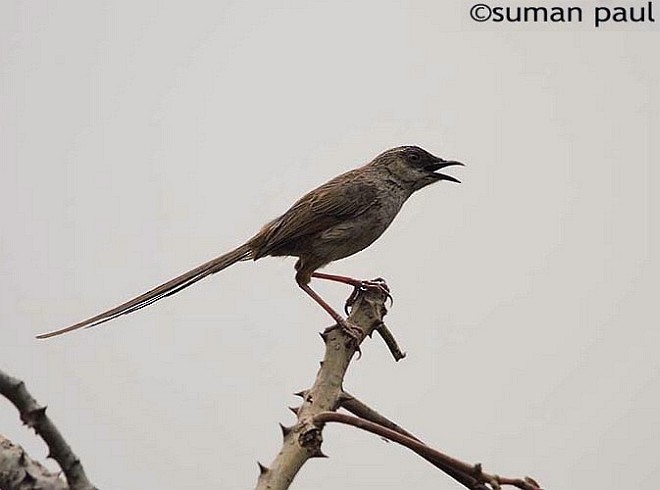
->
[[255, 284, 391, 490], [338, 394, 490, 489], [315, 411, 541, 490], [0, 368, 97, 490], [255, 283, 542, 489], [1, 285, 542, 490]]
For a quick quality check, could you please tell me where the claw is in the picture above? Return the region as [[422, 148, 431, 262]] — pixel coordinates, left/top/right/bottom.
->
[[343, 285, 362, 314], [343, 278, 393, 314], [383, 289, 394, 307], [362, 278, 393, 306]]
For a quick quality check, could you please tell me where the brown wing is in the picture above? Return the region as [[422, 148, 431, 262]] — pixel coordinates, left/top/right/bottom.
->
[[253, 168, 379, 258]]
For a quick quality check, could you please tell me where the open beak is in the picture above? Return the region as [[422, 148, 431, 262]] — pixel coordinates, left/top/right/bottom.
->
[[426, 160, 464, 183]]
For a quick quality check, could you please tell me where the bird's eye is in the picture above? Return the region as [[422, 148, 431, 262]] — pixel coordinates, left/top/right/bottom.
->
[[409, 153, 421, 162]]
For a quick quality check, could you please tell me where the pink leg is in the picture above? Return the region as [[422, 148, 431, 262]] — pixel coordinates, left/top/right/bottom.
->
[[311, 272, 392, 314], [298, 282, 362, 343], [312, 272, 363, 287]]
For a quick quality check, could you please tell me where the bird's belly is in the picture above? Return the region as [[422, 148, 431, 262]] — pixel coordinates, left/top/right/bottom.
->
[[312, 205, 400, 262]]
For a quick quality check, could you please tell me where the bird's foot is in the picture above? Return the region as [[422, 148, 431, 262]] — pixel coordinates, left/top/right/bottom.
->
[[344, 277, 393, 315], [310, 272, 393, 313]]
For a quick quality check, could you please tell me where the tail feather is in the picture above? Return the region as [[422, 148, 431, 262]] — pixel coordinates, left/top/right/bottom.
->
[[36, 243, 253, 339]]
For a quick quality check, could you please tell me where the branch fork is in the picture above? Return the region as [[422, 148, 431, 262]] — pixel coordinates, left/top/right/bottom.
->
[[255, 283, 542, 490]]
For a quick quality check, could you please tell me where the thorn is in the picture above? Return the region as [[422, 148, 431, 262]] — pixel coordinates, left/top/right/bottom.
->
[[22, 406, 47, 428], [288, 406, 301, 415], [257, 462, 269, 475], [310, 448, 328, 459], [319, 330, 328, 341], [319, 361, 324, 368], [293, 390, 308, 399], [11, 380, 26, 394], [279, 423, 293, 438]]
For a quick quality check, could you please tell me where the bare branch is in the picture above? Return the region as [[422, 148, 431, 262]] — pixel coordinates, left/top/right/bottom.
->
[[0, 368, 97, 490], [372, 321, 406, 361], [339, 392, 421, 442], [314, 411, 542, 490], [338, 394, 492, 488], [254, 284, 390, 490]]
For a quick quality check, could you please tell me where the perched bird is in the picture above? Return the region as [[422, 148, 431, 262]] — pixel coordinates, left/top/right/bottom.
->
[[37, 146, 462, 339]]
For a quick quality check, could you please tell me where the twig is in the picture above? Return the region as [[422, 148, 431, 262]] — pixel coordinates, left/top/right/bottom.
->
[[338, 393, 485, 488], [314, 411, 542, 490], [372, 321, 406, 361], [339, 393, 487, 488], [339, 392, 420, 442], [0, 368, 97, 490]]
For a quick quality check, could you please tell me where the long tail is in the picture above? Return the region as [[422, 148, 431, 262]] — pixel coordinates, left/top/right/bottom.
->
[[36, 243, 253, 339]]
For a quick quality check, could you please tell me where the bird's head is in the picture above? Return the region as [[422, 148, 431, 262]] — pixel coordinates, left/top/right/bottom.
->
[[370, 145, 464, 192]]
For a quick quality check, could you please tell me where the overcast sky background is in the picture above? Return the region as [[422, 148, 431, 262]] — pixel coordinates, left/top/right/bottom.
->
[[1, 2, 658, 489]]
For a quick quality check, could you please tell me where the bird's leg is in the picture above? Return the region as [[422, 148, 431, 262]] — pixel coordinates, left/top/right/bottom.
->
[[311, 272, 392, 315], [298, 282, 363, 344]]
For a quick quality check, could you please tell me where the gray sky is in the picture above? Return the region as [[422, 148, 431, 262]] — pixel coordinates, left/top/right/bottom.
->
[[1, 2, 658, 489]]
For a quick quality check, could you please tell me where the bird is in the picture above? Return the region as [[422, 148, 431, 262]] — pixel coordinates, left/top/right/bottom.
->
[[37, 146, 462, 339]]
